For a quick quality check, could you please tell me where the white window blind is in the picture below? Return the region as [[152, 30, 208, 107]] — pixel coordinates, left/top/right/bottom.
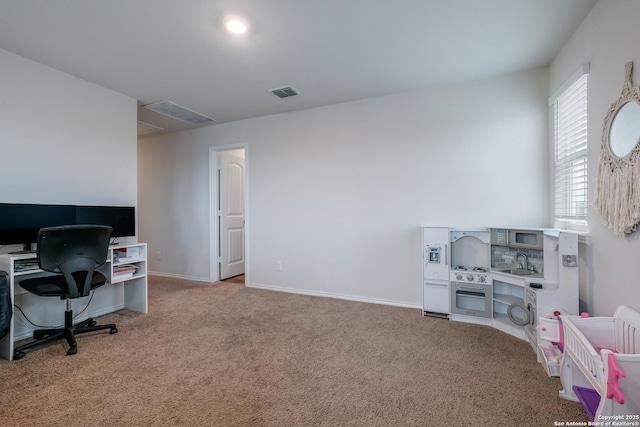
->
[[553, 71, 588, 221]]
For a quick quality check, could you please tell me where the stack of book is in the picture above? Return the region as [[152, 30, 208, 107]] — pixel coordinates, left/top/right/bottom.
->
[[113, 246, 142, 263], [112, 264, 139, 280]]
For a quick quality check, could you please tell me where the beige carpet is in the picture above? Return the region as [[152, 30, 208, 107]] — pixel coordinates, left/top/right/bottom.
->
[[0, 276, 586, 426]]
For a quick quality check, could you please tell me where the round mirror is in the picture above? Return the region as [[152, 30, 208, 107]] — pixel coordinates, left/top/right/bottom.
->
[[609, 101, 640, 157]]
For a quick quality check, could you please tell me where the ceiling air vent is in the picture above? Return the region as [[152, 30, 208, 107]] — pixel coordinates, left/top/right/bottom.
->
[[142, 100, 216, 125], [268, 85, 300, 99]]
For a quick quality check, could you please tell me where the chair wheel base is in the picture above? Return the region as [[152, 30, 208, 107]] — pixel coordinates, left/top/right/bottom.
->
[[13, 321, 118, 359]]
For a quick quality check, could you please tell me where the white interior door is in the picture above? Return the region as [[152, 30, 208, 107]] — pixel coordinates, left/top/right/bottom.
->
[[219, 152, 245, 280]]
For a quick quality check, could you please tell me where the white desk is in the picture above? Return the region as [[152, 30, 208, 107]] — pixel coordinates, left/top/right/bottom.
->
[[0, 243, 147, 360]]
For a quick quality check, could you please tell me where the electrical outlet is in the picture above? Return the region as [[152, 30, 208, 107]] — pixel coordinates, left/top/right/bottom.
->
[[275, 260, 283, 271], [156, 251, 162, 260]]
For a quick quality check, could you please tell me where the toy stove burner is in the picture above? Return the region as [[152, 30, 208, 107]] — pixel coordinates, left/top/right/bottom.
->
[[451, 265, 489, 283]]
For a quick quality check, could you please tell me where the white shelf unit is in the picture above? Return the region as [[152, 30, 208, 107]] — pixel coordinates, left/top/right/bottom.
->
[[0, 242, 147, 360], [110, 243, 148, 314]]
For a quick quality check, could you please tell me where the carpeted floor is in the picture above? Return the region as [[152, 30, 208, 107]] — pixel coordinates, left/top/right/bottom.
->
[[0, 276, 586, 426]]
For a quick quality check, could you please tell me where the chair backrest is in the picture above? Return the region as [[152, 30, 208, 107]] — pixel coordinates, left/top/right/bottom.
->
[[37, 225, 112, 297]]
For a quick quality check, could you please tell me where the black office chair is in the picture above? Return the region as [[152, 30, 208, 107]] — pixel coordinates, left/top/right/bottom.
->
[[0, 271, 10, 342], [13, 225, 118, 359]]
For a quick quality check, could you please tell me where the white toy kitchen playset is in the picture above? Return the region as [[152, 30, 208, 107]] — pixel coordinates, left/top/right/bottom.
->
[[422, 226, 580, 365]]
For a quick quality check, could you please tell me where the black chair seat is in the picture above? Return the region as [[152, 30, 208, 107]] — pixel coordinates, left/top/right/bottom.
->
[[20, 271, 107, 298]]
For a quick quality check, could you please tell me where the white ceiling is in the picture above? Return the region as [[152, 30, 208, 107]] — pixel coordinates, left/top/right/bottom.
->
[[0, 0, 597, 136]]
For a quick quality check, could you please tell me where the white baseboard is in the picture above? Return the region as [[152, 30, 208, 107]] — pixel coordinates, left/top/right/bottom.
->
[[148, 271, 211, 283], [148, 274, 420, 310], [246, 282, 420, 310]]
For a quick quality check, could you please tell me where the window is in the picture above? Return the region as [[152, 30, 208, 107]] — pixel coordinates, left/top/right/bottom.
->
[[551, 65, 589, 229]]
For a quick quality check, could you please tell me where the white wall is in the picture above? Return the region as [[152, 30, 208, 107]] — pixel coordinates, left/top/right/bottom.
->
[[0, 48, 138, 226], [550, 0, 640, 316], [0, 47, 138, 324], [137, 131, 213, 281], [139, 67, 549, 307]]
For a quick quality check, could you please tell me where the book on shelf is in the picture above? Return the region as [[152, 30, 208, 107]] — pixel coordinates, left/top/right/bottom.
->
[[113, 246, 142, 263], [112, 271, 135, 279], [114, 255, 140, 263], [113, 264, 140, 278]]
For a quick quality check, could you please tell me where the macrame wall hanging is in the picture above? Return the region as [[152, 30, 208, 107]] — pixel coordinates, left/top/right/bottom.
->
[[594, 62, 640, 237]]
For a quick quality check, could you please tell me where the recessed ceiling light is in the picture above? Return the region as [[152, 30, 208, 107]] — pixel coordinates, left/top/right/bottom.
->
[[227, 20, 247, 34], [224, 15, 249, 35]]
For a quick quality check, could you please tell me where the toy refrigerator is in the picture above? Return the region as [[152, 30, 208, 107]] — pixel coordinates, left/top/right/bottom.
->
[[423, 227, 450, 317]]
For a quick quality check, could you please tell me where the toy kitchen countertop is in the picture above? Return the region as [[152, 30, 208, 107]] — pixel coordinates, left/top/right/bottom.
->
[[491, 269, 559, 290], [491, 268, 544, 280]]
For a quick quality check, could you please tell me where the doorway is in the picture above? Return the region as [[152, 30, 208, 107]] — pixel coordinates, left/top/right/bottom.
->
[[210, 146, 247, 283]]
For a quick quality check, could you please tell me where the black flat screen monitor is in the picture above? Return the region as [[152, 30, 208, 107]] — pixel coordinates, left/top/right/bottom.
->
[[0, 203, 76, 246], [75, 206, 135, 238]]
